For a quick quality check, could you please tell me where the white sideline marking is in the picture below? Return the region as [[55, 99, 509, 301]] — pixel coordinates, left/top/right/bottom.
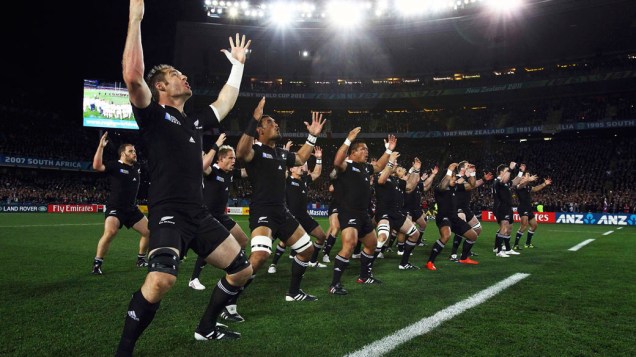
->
[[617, 227, 623, 230], [602, 230, 614, 236], [344, 273, 530, 357], [547, 230, 594, 233], [568, 239, 595, 251], [0, 223, 102, 228]]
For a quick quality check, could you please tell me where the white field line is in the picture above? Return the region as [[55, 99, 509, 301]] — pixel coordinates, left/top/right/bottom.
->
[[602, 230, 614, 236], [568, 239, 595, 251], [617, 227, 623, 230], [0, 223, 102, 228], [344, 273, 531, 357], [547, 229, 597, 233]]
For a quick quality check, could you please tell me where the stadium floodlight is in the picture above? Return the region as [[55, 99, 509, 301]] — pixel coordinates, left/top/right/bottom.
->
[[269, 1, 296, 27], [327, 1, 366, 28], [229, 6, 239, 17], [485, 0, 523, 13]]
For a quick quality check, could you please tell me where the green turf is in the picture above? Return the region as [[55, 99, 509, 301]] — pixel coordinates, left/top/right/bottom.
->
[[0, 213, 634, 356]]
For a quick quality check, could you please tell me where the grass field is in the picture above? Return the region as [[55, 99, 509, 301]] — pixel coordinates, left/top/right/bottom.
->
[[1, 213, 634, 356]]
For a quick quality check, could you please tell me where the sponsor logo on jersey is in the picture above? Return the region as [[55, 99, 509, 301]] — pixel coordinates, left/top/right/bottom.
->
[[262, 153, 273, 159], [216, 176, 225, 182], [352, 167, 361, 172], [164, 113, 181, 125], [120, 169, 129, 174]]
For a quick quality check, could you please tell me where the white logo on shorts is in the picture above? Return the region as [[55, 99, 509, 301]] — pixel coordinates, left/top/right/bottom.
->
[[348, 219, 357, 224], [258, 216, 269, 223]]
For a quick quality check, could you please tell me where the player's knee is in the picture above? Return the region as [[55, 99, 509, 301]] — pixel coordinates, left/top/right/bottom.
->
[[102, 229, 118, 240], [406, 224, 419, 240], [224, 249, 251, 275], [251, 235, 272, 254], [464, 229, 478, 241], [290, 233, 312, 254], [146, 271, 177, 293], [377, 223, 390, 242], [148, 248, 180, 277]]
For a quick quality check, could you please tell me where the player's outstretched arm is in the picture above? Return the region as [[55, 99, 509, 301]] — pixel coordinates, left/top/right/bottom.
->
[[294, 112, 326, 166], [122, 0, 152, 109], [378, 151, 400, 185], [237, 97, 264, 163], [92, 131, 108, 172], [335, 127, 360, 172], [373, 134, 397, 173], [439, 163, 458, 190], [405, 157, 421, 193], [309, 146, 323, 181], [422, 165, 438, 191], [203, 133, 226, 172], [211, 33, 251, 121]]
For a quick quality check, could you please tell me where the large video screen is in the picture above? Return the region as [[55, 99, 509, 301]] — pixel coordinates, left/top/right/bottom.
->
[[83, 79, 138, 130]]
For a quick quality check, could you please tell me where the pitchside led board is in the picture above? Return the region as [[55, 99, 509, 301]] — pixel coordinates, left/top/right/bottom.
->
[[83, 79, 139, 130]]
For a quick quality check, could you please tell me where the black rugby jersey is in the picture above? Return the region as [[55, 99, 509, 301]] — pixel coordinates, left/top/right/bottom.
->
[[338, 161, 374, 213], [493, 178, 513, 209], [515, 185, 532, 208], [329, 176, 342, 208], [374, 175, 404, 214], [132, 101, 219, 207], [454, 175, 472, 210], [203, 164, 242, 216], [286, 174, 312, 215], [245, 143, 296, 206], [404, 181, 423, 211], [103, 160, 140, 208], [434, 184, 465, 218]]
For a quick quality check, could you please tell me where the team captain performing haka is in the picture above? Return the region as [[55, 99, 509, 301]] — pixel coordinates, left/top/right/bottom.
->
[[328, 127, 397, 295], [236, 97, 326, 302], [117, 0, 253, 353]]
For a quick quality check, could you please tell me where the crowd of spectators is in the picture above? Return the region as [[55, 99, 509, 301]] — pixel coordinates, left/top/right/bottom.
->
[[191, 52, 636, 94], [2, 134, 634, 214]]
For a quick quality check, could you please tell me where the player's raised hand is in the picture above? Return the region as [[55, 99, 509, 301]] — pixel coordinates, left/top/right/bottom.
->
[[305, 112, 326, 136], [221, 33, 252, 65], [347, 127, 361, 142], [313, 146, 322, 159], [253, 97, 265, 121], [544, 177, 552, 185], [385, 134, 397, 151], [99, 132, 109, 148], [215, 133, 227, 147], [431, 165, 439, 175], [284, 140, 293, 151], [448, 162, 459, 172], [129, 0, 145, 21]]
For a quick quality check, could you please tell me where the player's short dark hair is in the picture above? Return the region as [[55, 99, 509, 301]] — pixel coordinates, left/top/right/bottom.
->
[[146, 64, 173, 101], [216, 145, 235, 160], [349, 141, 366, 154], [258, 115, 273, 128], [496, 164, 507, 174], [118, 144, 134, 157]]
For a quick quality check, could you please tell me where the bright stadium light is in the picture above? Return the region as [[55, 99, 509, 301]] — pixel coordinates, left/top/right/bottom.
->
[[270, 2, 296, 27], [485, 0, 523, 12], [327, 1, 365, 28]]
